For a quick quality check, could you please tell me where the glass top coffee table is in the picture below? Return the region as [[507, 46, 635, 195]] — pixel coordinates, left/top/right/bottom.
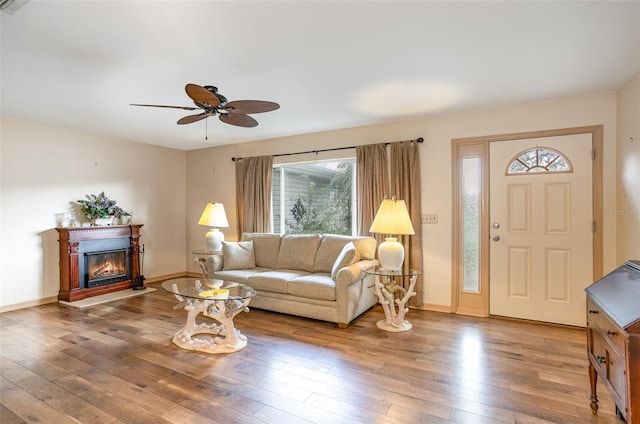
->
[[161, 278, 256, 354]]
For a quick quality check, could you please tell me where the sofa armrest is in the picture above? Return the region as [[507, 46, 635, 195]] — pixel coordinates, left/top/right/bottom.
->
[[335, 259, 379, 291]]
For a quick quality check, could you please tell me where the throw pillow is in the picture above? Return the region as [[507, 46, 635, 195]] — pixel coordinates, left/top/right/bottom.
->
[[222, 240, 256, 270], [313, 235, 353, 273], [331, 242, 357, 280]]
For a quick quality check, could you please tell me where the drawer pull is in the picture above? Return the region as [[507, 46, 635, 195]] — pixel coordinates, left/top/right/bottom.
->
[[606, 330, 618, 336], [596, 355, 606, 364], [588, 309, 599, 314]]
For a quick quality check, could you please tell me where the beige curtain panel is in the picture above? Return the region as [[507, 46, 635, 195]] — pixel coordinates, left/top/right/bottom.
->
[[235, 155, 274, 235], [391, 140, 423, 307], [356, 143, 388, 238]]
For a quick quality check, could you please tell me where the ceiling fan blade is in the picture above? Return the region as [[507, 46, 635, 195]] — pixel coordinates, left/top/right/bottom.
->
[[224, 100, 280, 114], [219, 113, 258, 128], [185, 84, 220, 108], [130, 103, 199, 111], [177, 113, 210, 125]]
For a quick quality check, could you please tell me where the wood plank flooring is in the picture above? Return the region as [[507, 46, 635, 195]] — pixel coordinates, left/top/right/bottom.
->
[[0, 282, 623, 424]]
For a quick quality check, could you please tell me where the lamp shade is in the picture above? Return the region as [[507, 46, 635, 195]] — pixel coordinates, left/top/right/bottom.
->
[[198, 203, 229, 228], [198, 202, 229, 252], [369, 198, 414, 236], [369, 198, 414, 271]]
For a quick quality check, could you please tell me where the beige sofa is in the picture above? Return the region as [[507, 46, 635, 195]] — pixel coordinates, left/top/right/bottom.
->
[[202, 233, 379, 327]]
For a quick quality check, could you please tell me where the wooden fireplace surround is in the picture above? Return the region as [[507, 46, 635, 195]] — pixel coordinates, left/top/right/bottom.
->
[[56, 225, 143, 302]]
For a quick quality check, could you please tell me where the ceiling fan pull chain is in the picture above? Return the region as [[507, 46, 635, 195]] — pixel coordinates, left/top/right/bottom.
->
[[205, 116, 208, 140]]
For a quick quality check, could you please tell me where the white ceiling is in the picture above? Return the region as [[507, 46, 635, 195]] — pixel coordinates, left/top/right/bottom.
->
[[2, 1, 639, 151]]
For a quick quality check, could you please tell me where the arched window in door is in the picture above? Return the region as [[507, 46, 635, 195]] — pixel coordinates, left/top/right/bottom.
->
[[506, 147, 572, 175]]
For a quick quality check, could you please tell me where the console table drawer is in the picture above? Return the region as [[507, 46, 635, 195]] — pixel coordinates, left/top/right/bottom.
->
[[587, 298, 626, 355]]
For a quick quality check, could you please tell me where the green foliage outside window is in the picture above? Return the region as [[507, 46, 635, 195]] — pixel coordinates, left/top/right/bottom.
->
[[280, 161, 353, 235]]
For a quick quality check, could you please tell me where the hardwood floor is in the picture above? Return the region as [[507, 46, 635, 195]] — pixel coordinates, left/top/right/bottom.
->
[[0, 282, 622, 424]]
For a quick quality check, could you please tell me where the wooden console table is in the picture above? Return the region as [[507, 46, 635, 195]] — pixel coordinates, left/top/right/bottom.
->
[[585, 260, 640, 423]]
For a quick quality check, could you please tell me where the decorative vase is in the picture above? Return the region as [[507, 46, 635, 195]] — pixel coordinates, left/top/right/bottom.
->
[[93, 216, 114, 226]]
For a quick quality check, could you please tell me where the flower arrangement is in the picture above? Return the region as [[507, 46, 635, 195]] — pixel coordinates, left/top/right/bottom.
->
[[77, 192, 130, 220]]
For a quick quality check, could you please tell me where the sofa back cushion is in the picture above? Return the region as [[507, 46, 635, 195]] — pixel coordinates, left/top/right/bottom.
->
[[241, 233, 282, 269], [276, 234, 321, 272], [222, 240, 256, 270], [313, 234, 355, 273]]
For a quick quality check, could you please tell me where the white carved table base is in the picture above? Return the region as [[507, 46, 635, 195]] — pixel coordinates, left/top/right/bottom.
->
[[374, 273, 418, 332], [171, 291, 251, 354]]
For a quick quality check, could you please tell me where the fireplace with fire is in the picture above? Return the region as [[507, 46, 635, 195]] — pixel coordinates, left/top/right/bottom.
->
[[56, 225, 143, 302], [85, 248, 129, 288]]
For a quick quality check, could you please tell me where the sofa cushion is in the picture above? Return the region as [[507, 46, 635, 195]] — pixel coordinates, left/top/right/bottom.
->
[[276, 234, 321, 272], [241, 233, 282, 269], [214, 268, 269, 284], [288, 274, 336, 301], [222, 240, 256, 270], [313, 234, 354, 273], [248, 270, 309, 294], [331, 242, 358, 280]]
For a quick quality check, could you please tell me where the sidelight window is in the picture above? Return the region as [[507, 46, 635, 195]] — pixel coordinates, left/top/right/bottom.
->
[[462, 156, 481, 293]]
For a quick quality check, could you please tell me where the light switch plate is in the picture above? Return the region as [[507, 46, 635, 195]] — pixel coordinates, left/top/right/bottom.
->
[[421, 214, 438, 224]]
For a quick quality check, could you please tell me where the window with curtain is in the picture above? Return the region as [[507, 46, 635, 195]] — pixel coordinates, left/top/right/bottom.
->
[[272, 159, 356, 235]]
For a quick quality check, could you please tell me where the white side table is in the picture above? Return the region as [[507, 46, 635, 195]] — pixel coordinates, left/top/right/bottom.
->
[[363, 266, 421, 332], [192, 249, 223, 288]]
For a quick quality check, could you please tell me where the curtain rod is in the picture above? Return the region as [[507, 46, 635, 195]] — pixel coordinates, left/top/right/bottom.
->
[[231, 137, 423, 161]]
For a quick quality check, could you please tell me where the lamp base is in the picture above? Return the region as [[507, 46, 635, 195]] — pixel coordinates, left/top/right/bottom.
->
[[205, 228, 224, 252], [378, 237, 405, 271]]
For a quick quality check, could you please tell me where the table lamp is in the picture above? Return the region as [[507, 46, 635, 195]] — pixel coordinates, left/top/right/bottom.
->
[[197, 202, 229, 252], [369, 197, 415, 271]]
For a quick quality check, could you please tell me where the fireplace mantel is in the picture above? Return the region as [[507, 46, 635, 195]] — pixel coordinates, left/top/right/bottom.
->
[[56, 225, 143, 302]]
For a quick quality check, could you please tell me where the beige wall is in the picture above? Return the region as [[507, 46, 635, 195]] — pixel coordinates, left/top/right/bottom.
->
[[186, 92, 619, 310], [1, 87, 628, 311], [0, 116, 187, 310], [616, 71, 640, 263]]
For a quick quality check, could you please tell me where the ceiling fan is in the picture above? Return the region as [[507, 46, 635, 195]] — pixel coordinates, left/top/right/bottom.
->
[[131, 84, 279, 128]]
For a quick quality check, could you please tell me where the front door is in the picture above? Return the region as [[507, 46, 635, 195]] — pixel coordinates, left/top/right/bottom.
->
[[489, 134, 593, 326]]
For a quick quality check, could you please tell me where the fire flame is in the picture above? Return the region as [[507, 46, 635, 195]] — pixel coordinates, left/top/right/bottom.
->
[[91, 260, 125, 278]]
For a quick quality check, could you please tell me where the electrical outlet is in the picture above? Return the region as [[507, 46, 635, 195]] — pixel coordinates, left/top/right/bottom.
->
[[421, 214, 438, 224]]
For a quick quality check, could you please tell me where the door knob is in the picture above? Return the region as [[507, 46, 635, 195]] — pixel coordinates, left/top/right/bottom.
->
[[492, 235, 500, 241], [492, 222, 500, 229]]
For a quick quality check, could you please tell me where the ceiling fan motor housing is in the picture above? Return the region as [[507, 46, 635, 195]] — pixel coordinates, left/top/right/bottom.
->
[[203, 85, 227, 106]]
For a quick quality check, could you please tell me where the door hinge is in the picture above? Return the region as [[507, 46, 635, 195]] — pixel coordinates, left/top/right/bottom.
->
[[592, 148, 596, 160], [592, 221, 596, 232]]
